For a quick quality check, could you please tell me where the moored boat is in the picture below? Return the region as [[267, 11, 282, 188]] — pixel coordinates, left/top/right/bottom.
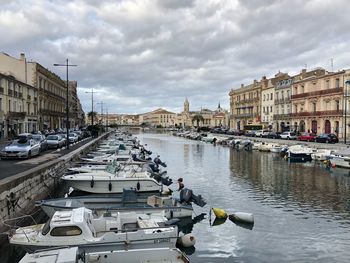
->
[[9, 207, 178, 252], [19, 247, 190, 263]]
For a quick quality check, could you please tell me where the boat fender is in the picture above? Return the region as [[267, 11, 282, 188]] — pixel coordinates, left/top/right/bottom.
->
[[137, 181, 140, 191], [229, 212, 254, 224], [109, 182, 112, 192], [90, 179, 94, 188], [177, 234, 196, 247], [212, 207, 228, 219]]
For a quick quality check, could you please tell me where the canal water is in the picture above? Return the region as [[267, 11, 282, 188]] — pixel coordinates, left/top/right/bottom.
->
[[2, 132, 350, 262], [139, 133, 350, 263]]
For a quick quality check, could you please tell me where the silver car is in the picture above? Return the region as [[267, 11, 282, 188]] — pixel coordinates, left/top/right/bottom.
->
[[0, 138, 40, 159], [47, 135, 66, 149]]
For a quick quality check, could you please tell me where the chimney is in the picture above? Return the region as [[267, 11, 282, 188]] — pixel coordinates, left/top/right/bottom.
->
[[262, 76, 266, 80], [20, 53, 25, 60], [241, 84, 244, 88]]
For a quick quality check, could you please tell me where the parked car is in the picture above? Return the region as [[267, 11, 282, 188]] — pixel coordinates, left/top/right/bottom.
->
[[261, 130, 271, 138], [0, 138, 40, 159], [68, 133, 79, 143], [255, 130, 269, 137], [315, 133, 339, 143], [280, 131, 297, 140], [267, 132, 281, 139], [245, 130, 256, 137], [47, 135, 66, 149], [32, 134, 48, 152], [297, 132, 316, 142]]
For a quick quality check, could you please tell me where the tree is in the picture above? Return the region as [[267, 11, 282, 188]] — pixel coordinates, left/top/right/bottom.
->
[[87, 111, 98, 124], [192, 114, 204, 128]]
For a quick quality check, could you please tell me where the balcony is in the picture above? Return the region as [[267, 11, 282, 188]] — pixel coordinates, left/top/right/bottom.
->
[[291, 87, 343, 100], [274, 97, 291, 104], [40, 109, 65, 117], [8, 89, 13, 96], [18, 92, 23, 98], [7, 111, 26, 119], [290, 110, 343, 117], [273, 114, 291, 120], [14, 91, 18, 97], [27, 95, 31, 100]]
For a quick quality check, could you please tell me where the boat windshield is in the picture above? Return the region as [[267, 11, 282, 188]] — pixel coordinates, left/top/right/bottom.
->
[[50, 226, 82, 236], [42, 218, 51, 235]]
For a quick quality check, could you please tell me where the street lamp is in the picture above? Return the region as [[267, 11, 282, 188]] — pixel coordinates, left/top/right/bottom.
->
[[345, 80, 350, 144], [85, 88, 95, 126], [53, 59, 77, 149]]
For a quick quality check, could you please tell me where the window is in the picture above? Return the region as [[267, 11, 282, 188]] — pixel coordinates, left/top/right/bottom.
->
[[270, 93, 273, 100], [270, 106, 272, 113], [336, 78, 340, 88], [0, 98, 2, 111], [313, 102, 316, 112], [336, 100, 340, 111], [276, 92, 279, 100], [325, 80, 330, 89], [294, 105, 297, 113], [263, 94, 266, 101], [50, 226, 82, 236]]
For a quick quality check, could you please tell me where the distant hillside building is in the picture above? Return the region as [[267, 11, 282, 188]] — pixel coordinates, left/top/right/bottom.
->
[[139, 108, 176, 127]]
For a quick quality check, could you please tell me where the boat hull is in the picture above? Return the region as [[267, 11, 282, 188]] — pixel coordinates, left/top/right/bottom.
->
[[62, 177, 165, 194]]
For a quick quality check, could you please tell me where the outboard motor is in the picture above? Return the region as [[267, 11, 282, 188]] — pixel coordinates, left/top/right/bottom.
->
[[180, 188, 193, 204], [154, 156, 167, 168]]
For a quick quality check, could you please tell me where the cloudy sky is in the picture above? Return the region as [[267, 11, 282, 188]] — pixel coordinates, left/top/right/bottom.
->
[[1, 0, 350, 114]]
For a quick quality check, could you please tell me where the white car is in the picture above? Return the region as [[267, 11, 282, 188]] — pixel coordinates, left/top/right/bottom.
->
[[280, 132, 297, 140], [68, 133, 79, 143]]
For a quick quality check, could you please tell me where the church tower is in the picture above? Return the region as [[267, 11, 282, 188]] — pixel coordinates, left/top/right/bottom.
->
[[184, 98, 189, 113]]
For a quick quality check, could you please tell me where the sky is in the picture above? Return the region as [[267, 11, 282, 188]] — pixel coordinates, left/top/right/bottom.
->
[[1, 0, 350, 115]]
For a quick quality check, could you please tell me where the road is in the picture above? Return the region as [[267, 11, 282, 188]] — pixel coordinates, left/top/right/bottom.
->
[[0, 137, 94, 180]]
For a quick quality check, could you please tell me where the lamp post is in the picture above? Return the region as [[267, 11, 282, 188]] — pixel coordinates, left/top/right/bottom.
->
[[53, 59, 77, 149], [345, 80, 350, 144], [85, 88, 95, 126]]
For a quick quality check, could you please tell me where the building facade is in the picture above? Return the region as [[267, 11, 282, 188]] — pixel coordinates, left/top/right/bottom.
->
[[180, 99, 229, 128], [229, 81, 261, 131], [291, 69, 346, 137], [139, 108, 176, 127], [0, 73, 38, 138], [0, 52, 84, 136], [274, 75, 292, 132]]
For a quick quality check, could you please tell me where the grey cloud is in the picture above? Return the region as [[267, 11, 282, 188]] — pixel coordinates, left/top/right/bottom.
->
[[1, 0, 350, 114]]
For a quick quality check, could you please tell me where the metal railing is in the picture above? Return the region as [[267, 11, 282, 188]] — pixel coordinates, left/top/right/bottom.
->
[[291, 87, 343, 99]]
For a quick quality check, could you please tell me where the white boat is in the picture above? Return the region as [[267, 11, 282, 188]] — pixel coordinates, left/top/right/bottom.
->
[[61, 171, 172, 194], [19, 247, 190, 263], [252, 142, 263, 150], [10, 207, 178, 252], [287, 145, 314, 161], [36, 194, 194, 219], [270, 144, 284, 153], [311, 149, 334, 161], [329, 149, 350, 168]]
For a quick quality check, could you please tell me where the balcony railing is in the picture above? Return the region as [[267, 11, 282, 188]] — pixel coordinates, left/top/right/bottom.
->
[[290, 110, 343, 117], [274, 97, 291, 104], [273, 114, 291, 120], [291, 87, 343, 99], [7, 111, 26, 118]]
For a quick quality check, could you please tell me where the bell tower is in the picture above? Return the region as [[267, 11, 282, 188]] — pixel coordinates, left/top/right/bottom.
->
[[184, 98, 189, 113]]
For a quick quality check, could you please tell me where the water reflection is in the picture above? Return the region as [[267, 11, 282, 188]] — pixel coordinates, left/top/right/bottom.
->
[[229, 149, 350, 220]]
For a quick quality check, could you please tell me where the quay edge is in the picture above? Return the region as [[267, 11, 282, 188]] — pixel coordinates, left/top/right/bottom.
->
[[0, 132, 111, 241]]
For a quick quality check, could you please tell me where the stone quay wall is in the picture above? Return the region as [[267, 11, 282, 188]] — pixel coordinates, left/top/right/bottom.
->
[[0, 133, 110, 235]]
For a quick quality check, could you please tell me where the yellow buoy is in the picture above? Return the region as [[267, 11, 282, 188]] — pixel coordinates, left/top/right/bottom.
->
[[212, 207, 228, 219]]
